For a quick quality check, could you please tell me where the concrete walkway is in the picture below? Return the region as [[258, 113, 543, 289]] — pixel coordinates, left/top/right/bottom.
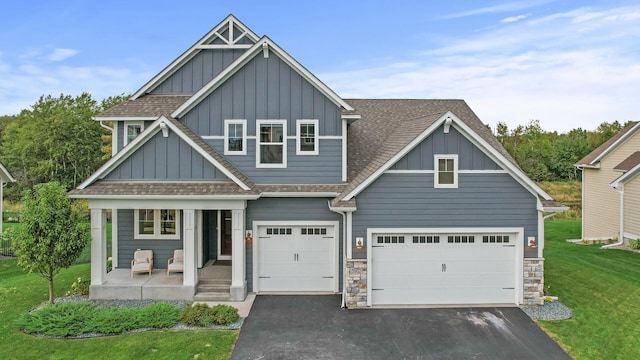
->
[[231, 295, 570, 360]]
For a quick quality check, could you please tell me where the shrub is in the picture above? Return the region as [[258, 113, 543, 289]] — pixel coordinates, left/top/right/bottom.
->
[[630, 239, 640, 249], [140, 302, 180, 328], [66, 277, 90, 296], [17, 302, 98, 337], [107, 257, 112, 273], [178, 303, 239, 327]]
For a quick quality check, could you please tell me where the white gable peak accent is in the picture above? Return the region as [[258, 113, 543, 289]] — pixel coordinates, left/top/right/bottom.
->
[[131, 15, 259, 99], [172, 36, 354, 118]]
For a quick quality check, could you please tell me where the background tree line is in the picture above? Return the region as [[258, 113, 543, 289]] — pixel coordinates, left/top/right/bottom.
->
[[492, 119, 629, 182], [0, 93, 127, 201], [0, 93, 632, 201]]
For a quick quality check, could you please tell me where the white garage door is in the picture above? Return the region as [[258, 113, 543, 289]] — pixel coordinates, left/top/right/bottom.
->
[[257, 224, 336, 292], [371, 231, 518, 305]]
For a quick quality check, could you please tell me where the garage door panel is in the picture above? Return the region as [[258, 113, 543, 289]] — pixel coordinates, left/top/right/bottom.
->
[[371, 231, 518, 305]]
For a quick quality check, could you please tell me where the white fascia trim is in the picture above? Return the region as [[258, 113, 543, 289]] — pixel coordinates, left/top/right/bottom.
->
[[132, 15, 259, 99], [224, 119, 247, 155], [94, 116, 157, 121], [256, 119, 287, 168], [252, 220, 341, 293], [366, 227, 524, 307], [385, 169, 507, 174], [575, 163, 600, 169], [196, 44, 253, 49], [611, 163, 640, 187], [343, 113, 451, 200], [77, 116, 251, 191], [0, 161, 15, 182], [341, 114, 361, 120], [86, 198, 249, 211], [72, 194, 259, 200], [450, 116, 553, 201], [172, 37, 353, 118], [296, 119, 319, 155], [342, 119, 347, 182], [592, 122, 640, 165], [260, 192, 340, 197]]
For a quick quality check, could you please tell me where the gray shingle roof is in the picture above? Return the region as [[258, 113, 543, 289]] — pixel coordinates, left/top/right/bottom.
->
[[614, 151, 640, 171], [575, 121, 639, 166], [96, 95, 191, 118], [69, 180, 257, 197]]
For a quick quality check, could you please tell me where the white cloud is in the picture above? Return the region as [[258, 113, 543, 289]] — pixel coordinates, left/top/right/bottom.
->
[[47, 48, 80, 61], [501, 14, 528, 23], [443, 0, 552, 19], [322, 5, 640, 132]]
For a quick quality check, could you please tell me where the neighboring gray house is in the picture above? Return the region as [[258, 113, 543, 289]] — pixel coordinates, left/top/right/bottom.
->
[[70, 15, 564, 307]]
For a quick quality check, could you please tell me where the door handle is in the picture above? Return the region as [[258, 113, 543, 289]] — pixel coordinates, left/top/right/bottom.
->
[[442, 263, 446, 272]]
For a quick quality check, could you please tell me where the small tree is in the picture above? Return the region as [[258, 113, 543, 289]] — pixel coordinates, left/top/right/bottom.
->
[[13, 182, 90, 304]]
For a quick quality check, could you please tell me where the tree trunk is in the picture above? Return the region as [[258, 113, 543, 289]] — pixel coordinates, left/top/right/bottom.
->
[[48, 273, 55, 304]]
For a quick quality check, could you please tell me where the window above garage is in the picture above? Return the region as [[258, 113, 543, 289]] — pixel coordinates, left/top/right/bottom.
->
[[434, 154, 458, 188]]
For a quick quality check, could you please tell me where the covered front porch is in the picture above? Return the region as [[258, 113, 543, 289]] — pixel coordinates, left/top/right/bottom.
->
[[88, 198, 250, 301]]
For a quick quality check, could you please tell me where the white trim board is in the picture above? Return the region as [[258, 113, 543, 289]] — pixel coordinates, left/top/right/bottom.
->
[[384, 169, 508, 174], [252, 220, 340, 293]]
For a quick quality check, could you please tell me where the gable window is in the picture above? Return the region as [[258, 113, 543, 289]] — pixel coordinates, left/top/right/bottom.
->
[[124, 121, 144, 146], [257, 120, 286, 167], [296, 119, 319, 155], [134, 209, 180, 239], [224, 119, 246, 155], [434, 154, 458, 188]]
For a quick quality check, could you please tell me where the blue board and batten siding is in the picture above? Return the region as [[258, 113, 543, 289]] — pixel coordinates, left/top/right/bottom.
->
[[117, 209, 183, 269], [116, 121, 154, 153], [150, 49, 247, 95], [245, 197, 343, 292], [353, 125, 539, 258], [107, 131, 227, 181]]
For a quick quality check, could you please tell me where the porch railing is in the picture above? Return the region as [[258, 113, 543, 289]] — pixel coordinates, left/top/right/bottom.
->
[[0, 232, 15, 257]]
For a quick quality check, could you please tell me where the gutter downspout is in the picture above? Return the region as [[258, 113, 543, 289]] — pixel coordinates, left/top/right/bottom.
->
[[99, 121, 113, 132], [603, 186, 624, 249], [328, 201, 348, 309]]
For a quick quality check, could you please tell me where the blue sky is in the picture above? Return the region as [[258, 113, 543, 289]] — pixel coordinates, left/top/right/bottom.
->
[[1, 0, 639, 132]]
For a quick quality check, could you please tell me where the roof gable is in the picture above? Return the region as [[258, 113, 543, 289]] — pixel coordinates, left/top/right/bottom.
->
[[0, 161, 15, 183], [131, 15, 259, 99], [77, 116, 253, 191], [172, 36, 354, 118], [575, 121, 640, 167]]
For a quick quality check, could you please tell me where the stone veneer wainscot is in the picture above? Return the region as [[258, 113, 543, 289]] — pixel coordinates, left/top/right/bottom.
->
[[345, 259, 367, 309], [523, 258, 545, 305]]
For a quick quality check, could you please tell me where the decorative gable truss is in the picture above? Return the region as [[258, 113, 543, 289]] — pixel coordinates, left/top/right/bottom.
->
[[132, 15, 260, 99]]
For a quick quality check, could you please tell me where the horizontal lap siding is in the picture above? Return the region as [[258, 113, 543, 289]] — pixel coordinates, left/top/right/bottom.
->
[[207, 139, 342, 183], [106, 131, 224, 180], [245, 198, 343, 292], [117, 210, 183, 269], [151, 49, 245, 94], [623, 178, 640, 240], [352, 173, 538, 258]]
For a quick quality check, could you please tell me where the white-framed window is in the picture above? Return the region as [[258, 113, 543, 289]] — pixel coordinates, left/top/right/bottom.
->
[[124, 121, 144, 146], [296, 119, 319, 155], [434, 154, 458, 188], [256, 119, 287, 168], [224, 119, 246, 155], [134, 209, 180, 239]]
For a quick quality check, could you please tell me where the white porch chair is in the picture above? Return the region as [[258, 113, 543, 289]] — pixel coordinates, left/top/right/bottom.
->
[[131, 250, 153, 278], [167, 249, 184, 276]]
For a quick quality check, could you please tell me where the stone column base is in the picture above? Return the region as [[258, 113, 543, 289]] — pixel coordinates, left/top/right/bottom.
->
[[345, 259, 367, 309], [523, 258, 544, 305]]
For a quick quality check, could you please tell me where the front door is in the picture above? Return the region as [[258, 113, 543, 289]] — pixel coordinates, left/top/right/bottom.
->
[[218, 210, 232, 260]]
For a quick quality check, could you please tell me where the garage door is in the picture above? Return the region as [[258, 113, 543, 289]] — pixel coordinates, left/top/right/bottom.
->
[[257, 224, 336, 292], [371, 231, 518, 305]]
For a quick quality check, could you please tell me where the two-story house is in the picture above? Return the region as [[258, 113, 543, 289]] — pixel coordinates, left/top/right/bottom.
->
[[70, 15, 564, 308]]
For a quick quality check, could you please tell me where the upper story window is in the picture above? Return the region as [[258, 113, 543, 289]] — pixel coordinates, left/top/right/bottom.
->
[[434, 154, 458, 188], [124, 121, 144, 146], [257, 120, 286, 168], [296, 119, 319, 155], [224, 119, 246, 155], [134, 209, 180, 240]]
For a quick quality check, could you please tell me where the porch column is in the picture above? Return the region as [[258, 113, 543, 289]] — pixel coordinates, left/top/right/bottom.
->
[[183, 209, 197, 287], [90, 209, 107, 286], [230, 208, 247, 301]]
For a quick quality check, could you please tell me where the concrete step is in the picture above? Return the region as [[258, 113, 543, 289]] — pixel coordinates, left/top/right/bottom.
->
[[197, 283, 231, 292], [194, 292, 231, 301], [199, 279, 232, 284]]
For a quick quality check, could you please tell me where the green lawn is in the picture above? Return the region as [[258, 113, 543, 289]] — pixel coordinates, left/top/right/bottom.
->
[[541, 220, 640, 359], [0, 259, 237, 359]]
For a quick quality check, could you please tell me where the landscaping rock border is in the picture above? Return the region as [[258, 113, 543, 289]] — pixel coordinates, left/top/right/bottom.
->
[[521, 300, 573, 320]]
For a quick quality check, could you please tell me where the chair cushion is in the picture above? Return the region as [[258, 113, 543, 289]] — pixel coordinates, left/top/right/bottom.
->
[[132, 263, 151, 271], [134, 250, 152, 263]]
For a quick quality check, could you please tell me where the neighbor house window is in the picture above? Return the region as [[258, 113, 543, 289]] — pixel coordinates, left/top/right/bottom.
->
[[257, 120, 286, 167], [296, 119, 319, 155], [124, 121, 144, 146], [224, 119, 246, 155], [434, 154, 458, 188], [134, 209, 180, 239]]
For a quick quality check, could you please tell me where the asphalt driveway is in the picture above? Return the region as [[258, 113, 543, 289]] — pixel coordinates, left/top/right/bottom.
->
[[231, 295, 570, 360]]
